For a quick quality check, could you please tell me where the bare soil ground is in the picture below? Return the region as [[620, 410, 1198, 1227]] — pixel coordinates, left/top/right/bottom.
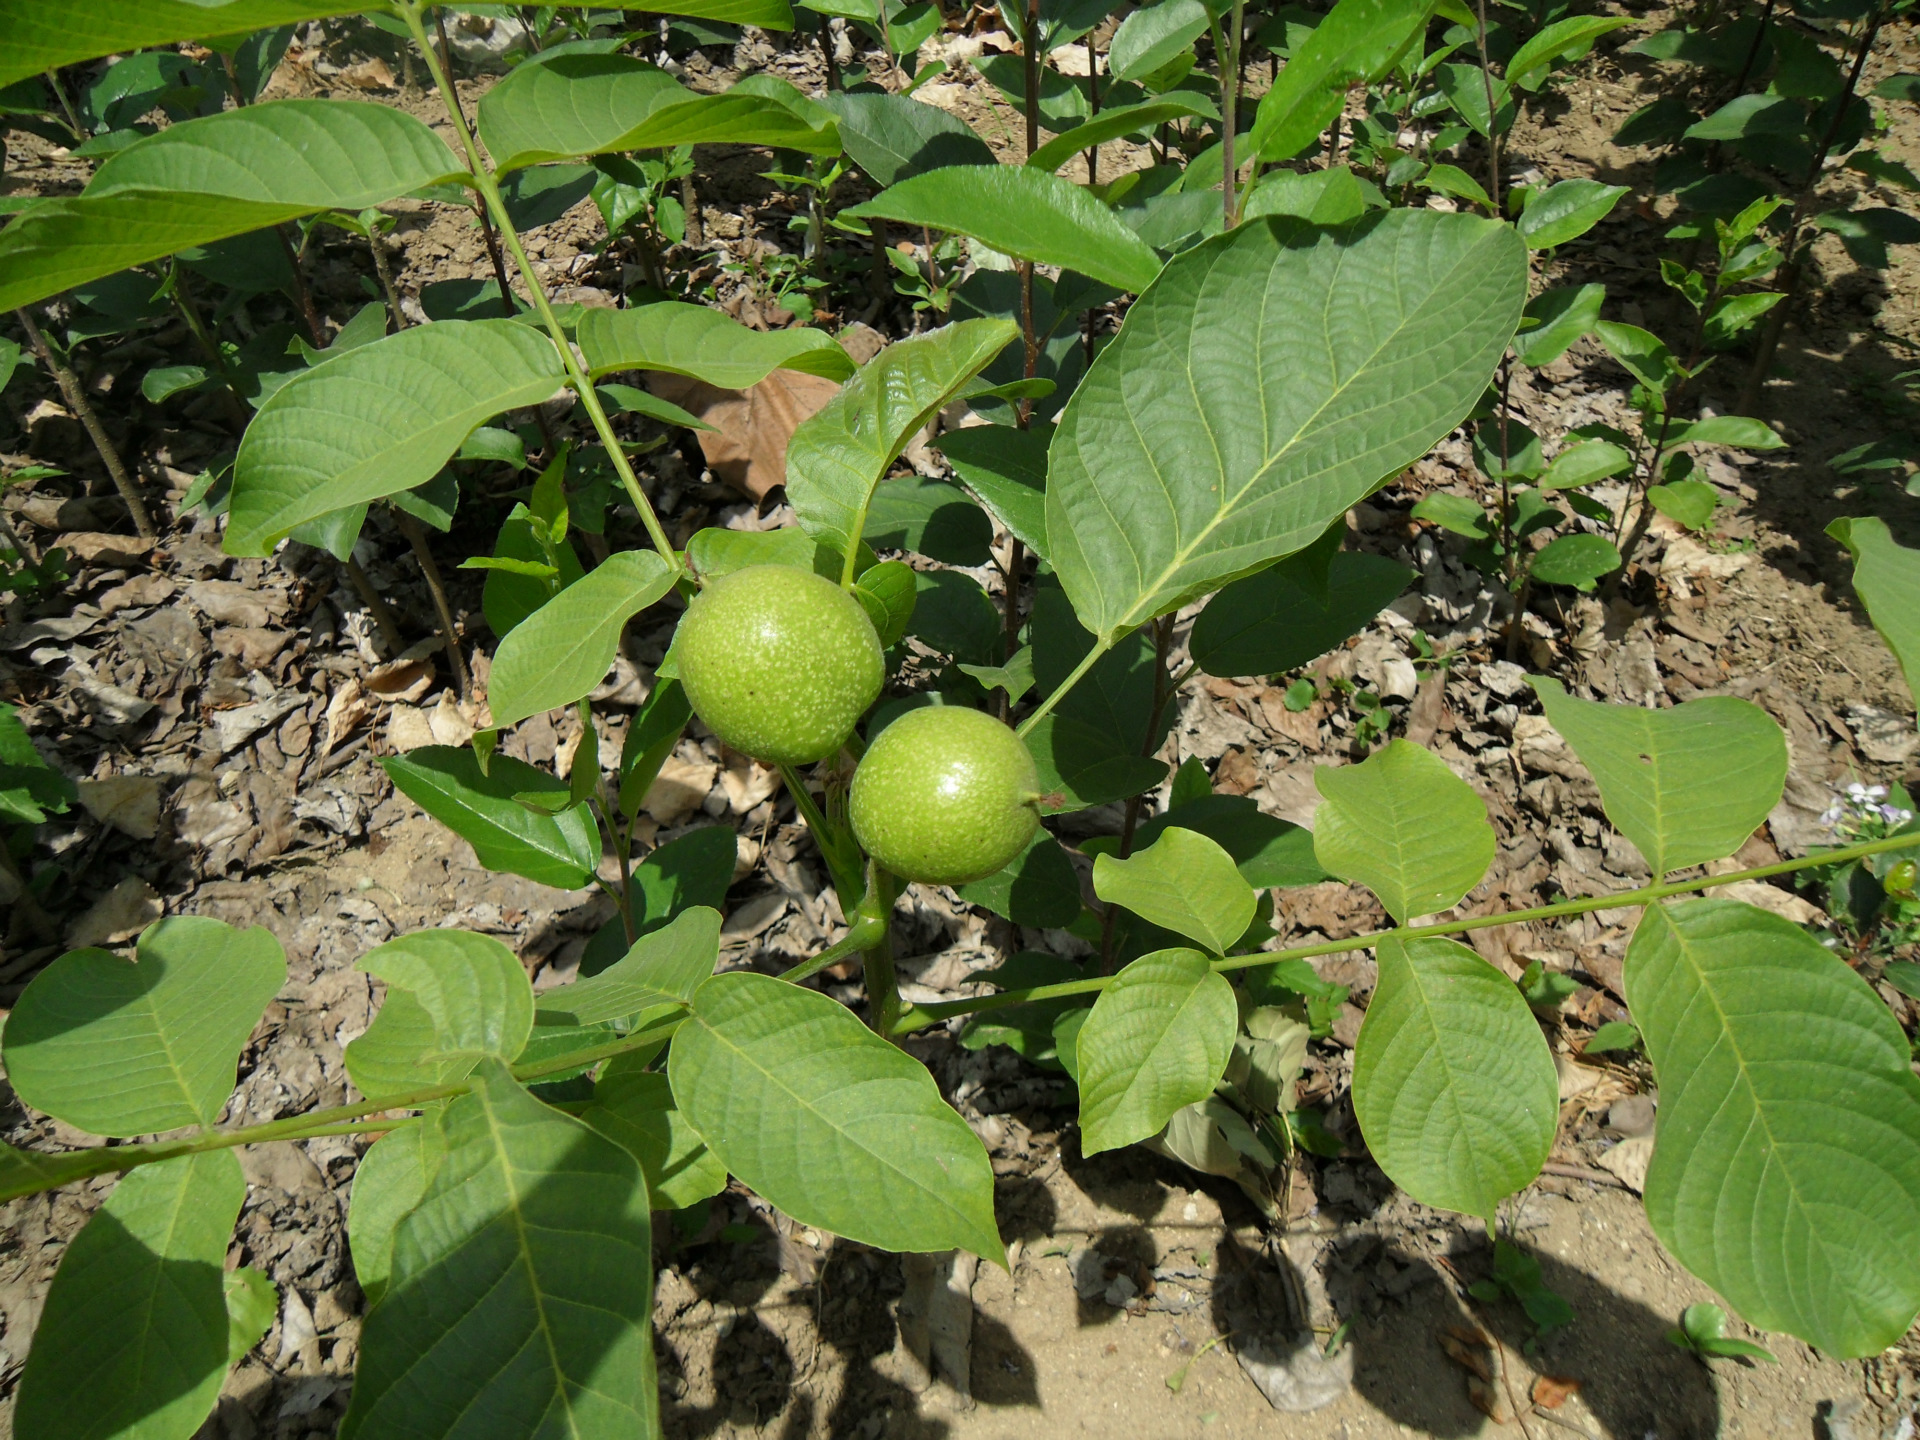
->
[[2, 11, 1919, 1439]]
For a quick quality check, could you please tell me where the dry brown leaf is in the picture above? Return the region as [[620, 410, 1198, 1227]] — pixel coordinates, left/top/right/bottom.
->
[[644, 756, 718, 825], [1532, 1375, 1581, 1410], [76, 775, 161, 839], [321, 677, 368, 758], [1437, 1325, 1499, 1384], [1467, 1374, 1512, 1424], [648, 370, 842, 502], [65, 877, 163, 948], [366, 658, 435, 704], [721, 753, 779, 813], [61, 532, 153, 567], [386, 704, 437, 754]]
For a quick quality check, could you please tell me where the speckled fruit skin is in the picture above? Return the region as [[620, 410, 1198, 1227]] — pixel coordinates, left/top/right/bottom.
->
[[676, 564, 884, 765], [849, 706, 1040, 886]]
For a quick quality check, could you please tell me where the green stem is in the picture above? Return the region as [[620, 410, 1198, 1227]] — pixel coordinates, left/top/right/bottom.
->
[[890, 831, 1920, 1033], [1014, 635, 1115, 739], [401, 0, 679, 571], [1, 1014, 687, 1201]]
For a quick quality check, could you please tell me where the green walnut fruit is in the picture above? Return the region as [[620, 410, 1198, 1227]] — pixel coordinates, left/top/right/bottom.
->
[[676, 564, 884, 765], [850, 706, 1041, 886]]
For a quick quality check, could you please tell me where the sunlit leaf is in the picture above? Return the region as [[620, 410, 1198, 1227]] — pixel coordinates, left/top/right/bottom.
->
[[1076, 948, 1237, 1155], [1313, 740, 1494, 923]]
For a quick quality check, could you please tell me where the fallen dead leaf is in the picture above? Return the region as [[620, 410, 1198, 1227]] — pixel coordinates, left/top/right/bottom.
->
[[76, 775, 161, 839], [386, 703, 438, 754], [1532, 1375, 1581, 1410], [97, 574, 176, 613], [366, 657, 435, 705], [426, 691, 476, 748], [66, 877, 163, 948], [186, 579, 286, 628], [644, 756, 718, 825], [721, 753, 779, 813], [649, 369, 842, 503], [61, 532, 152, 566], [1437, 1325, 1498, 1385], [1597, 1133, 1654, 1193], [321, 678, 368, 758]]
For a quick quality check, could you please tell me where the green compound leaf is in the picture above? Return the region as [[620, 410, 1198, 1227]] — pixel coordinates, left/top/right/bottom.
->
[[0, 1142, 124, 1205], [342, 1062, 659, 1439], [1351, 937, 1557, 1223], [844, 166, 1163, 294], [1076, 948, 1238, 1156], [578, 301, 855, 387], [488, 550, 676, 729], [224, 1267, 279, 1369], [1250, 0, 1433, 163], [1126, 795, 1329, 889], [1108, 0, 1211, 83], [1047, 210, 1524, 642], [346, 930, 536, 1104], [1092, 827, 1256, 955], [535, 906, 720, 1027], [380, 747, 600, 890], [1190, 551, 1413, 677], [348, 1119, 446, 1307], [1528, 532, 1621, 590], [1828, 516, 1920, 703], [227, 320, 563, 556], [1528, 677, 1786, 877], [1313, 740, 1495, 923], [582, 1059, 729, 1210], [1627, 900, 1920, 1358], [1516, 179, 1628, 249], [669, 972, 1004, 1262], [478, 55, 827, 173], [4, 917, 285, 1137], [787, 319, 1018, 574], [12, 1150, 249, 1440], [0, 100, 468, 312]]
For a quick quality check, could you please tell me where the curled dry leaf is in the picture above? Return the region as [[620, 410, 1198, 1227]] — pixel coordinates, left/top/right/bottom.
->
[[1437, 1324, 1499, 1384], [365, 658, 436, 705], [644, 756, 719, 825], [320, 677, 368, 759], [64, 877, 163, 949], [648, 371, 841, 503]]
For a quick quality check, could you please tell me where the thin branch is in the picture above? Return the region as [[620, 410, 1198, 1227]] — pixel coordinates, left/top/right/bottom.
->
[[14, 308, 155, 539]]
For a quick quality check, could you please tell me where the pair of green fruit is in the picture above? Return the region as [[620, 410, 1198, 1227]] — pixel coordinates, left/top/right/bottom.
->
[[675, 564, 1040, 886]]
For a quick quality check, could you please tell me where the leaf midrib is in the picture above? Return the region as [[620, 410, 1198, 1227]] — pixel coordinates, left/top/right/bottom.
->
[[688, 1009, 987, 1246], [1108, 223, 1504, 634]]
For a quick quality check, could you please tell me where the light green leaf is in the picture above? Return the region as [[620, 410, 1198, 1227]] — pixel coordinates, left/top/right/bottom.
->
[[1352, 937, 1556, 1221], [815, 91, 996, 188], [1828, 516, 1920, 702], [12, 1150, 248, 1440], [4, 917, 285, 1137], [223, 1268, 278, 1368], [787, 319, 1017, 575], [341, 1062, 658, 1438], [348, 1119, 445, 1306], [844, 167, 1163, 294], [487, 550, 676, 729], [1647, 478, 1719, 530], [0, 100, 469, 312], [1512, 282, 1605, 368], [1028, 97, 1215, 173], [380, 747, 600, 890], [1076, 948, 1238, 1155], [1538, 438, 1632, 490], [1505, 15, 1637, 88], [1108, 0, 1211, 83], [1627, 900, 1920, 1358], [1517, 179, 1627, 249], [1092, 827, 1256, 955], [1666, 415, 1785, 450], [1595, 321, 1682, 394], [0, 1, 357, 84], [1528, 532, 1621, 589], [227, 320, 563, 555], [0, 1141, 123, 1204], [1047, 210, 1525, 642], [1313, 740, 1494, 923], [535, 906, 720, 1027], [669, 972, 1004, 1261], [347, 930, 536, 1105], [1411, 491, 1492, 539], [582, 1060, 729, 1210], [1243, 164, 1379, 223], [578, 301, 855, 387], [1528, 677, 1786, 877], [478, 55, 829, 173], [1250, 0, 1434, 163]]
